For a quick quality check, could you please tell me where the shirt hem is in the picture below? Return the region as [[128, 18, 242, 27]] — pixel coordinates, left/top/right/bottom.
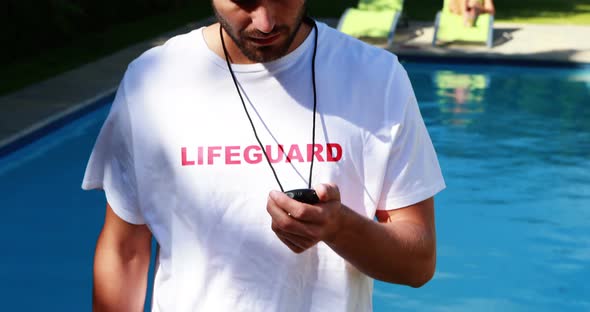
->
[[81, 179, 146, 225], [379, 182, 446, 210]]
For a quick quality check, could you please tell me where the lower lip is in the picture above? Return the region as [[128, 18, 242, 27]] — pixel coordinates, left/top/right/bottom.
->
[[249, 34, 280, 46]]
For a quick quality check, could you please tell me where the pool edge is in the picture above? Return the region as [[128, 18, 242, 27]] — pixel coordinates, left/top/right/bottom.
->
[[396, 53, 590, 69], [0, 88, 116, 159]]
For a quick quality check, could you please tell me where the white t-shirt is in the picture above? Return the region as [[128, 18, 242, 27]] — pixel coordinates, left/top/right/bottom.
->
[[82, 21, 445, 312]]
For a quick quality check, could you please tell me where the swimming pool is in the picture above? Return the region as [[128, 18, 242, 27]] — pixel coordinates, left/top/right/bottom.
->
[[0, 61, 588, 311]]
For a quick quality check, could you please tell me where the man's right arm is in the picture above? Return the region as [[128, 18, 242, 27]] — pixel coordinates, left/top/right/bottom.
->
[[93, 203, 152, 312]]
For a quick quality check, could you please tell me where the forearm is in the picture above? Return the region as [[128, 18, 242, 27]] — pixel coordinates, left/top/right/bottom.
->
[[324, 205, 436, 287], [93, 232, 151, 312]]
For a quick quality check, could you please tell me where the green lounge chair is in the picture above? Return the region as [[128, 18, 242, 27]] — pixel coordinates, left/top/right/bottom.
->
[[432, 0, 494, 48], [337, 0, 404, 47]]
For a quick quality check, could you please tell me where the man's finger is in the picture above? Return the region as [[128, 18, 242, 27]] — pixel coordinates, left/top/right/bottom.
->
[[268, 190, 323, 222], [276, 235, 304, 254], [268, 202, 324, 241], [267, 196, 307, 233], [314, 183, 341, 203], [272, 222, 316, 246]]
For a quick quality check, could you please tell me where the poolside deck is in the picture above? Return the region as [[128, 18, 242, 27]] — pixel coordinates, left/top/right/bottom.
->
[[1, 18, 589, 153]]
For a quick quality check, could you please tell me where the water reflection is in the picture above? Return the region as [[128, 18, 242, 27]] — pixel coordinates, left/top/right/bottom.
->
[[373, 63, 590, 311], [434, 71, 489, 127]]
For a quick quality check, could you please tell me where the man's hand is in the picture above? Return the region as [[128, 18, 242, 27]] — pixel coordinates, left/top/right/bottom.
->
[[268, 184, 437, 286], [266, 183, 343, 253]]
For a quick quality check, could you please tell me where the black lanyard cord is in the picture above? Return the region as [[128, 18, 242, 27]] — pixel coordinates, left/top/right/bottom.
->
[[220, 19, 319, 192], [308, 19, 319, 190]]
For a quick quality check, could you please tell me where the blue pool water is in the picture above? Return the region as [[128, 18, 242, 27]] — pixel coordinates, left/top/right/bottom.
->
[[1, 61, 589, 311]]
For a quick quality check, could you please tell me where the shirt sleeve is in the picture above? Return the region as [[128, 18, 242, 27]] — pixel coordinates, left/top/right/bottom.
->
[[81, 78, 145, 224], [377, 62, 446, 210]]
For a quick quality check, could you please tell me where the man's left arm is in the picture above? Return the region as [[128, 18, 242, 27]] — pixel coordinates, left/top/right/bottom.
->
[[267, 183, 436, 288]]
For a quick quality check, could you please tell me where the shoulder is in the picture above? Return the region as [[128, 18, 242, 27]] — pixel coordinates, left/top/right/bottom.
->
[[120, 28, 211, 97], [315, 22, 407, 96], [316, 22, 409, 95], [129, 29, 203, 72], [317, 22, 401, 75], [314, 23, 415, 126], [124, 28, 210, 80]]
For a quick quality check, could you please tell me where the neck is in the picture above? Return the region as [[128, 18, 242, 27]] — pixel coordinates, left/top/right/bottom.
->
[[204, 18, 314, 65]]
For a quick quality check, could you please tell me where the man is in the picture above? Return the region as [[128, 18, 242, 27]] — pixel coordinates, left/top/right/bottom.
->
[[82, 0, 445, 311]]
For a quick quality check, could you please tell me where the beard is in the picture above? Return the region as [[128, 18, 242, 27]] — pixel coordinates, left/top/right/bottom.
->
[[214, 5, 307, 63]]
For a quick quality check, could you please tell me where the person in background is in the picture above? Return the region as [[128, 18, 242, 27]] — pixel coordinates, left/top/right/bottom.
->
[[83, 0, 446, 311], [450, 0, 496, 27]]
